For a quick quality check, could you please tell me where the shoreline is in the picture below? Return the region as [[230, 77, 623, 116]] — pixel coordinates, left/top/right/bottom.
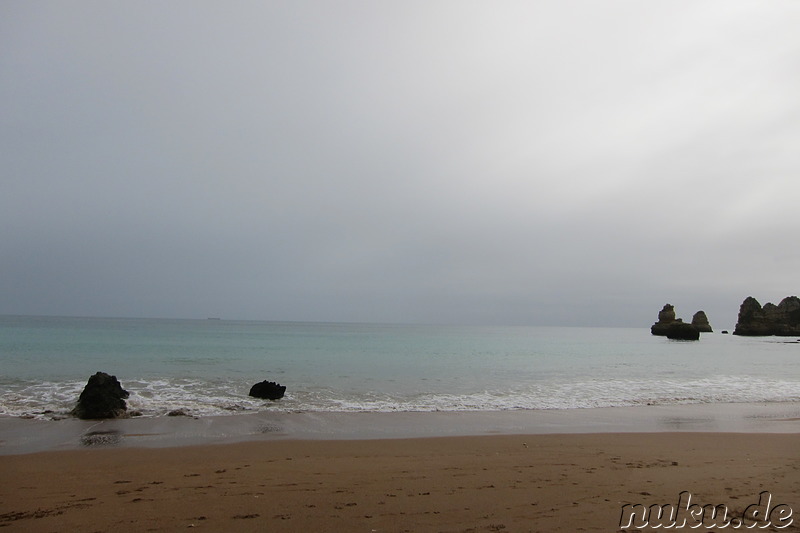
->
[[1, 401, 799, 456]]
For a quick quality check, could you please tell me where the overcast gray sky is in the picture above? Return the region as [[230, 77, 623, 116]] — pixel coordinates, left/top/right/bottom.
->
[[2, 1, 798, 327]]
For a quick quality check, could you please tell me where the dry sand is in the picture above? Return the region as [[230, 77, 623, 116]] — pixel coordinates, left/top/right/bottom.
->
[[1, 432, 798, 532]]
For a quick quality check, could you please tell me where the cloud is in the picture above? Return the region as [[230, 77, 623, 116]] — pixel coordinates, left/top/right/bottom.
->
[[1, 1, 798, 325]]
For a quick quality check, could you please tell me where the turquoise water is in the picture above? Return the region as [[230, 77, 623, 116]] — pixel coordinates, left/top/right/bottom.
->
[[1, 315, 799, 419]]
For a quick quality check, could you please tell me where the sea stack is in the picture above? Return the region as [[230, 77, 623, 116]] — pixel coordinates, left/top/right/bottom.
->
[[72, 372, 130, 419], [691, 311, 713, 333], [651, 303, 700, 340], [733, 296, 800, 336], [651, 304, 677, 336]]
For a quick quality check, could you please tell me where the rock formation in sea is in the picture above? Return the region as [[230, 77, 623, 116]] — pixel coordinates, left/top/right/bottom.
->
[[691, 311, 713, 332], [248, 380, 286, 400], [665, 322, 700, 340], [72, 372, 130, 419], [733, 296, 800, 336], [651, 304, 703, 339], [651, 304, 677, 335]]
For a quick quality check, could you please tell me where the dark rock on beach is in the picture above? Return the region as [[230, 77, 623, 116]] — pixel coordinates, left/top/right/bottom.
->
[[666, 322, 700, 341], [691, 310, 713, 333], [72, 372, 130, 419], [733, 296, 800, 336], [249, 380, 286, 400]]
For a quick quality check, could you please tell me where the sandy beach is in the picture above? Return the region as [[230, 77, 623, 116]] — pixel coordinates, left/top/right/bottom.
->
[[2, 431, 798, 532]]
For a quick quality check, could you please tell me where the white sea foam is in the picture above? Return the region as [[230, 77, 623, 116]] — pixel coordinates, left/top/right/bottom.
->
[[2, 374, 799, 420], [0, 380, 86, 418]]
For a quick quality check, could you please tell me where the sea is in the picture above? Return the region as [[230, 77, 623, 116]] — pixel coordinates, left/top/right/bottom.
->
[[1, 315, 799, 420]]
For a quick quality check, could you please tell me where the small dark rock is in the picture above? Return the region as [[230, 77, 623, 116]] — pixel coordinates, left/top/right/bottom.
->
[[167, 409, 189, 417], [72, 372, 130, 419], [249, 380, 286, 400]]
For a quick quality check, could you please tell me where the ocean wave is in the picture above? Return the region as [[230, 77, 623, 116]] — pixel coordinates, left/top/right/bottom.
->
[[1, 375, 799, 420]]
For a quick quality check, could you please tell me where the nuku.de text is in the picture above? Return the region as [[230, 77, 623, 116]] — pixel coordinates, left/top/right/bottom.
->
[[619, 491, 792, 529]]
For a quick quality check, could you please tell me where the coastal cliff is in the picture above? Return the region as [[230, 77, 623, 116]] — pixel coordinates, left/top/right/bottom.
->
[[733, 296, 800, 336]]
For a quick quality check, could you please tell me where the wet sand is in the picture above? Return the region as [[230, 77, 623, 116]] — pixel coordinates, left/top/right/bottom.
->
[[2, 402, 800, 455], [1, 432, 799, 532]]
